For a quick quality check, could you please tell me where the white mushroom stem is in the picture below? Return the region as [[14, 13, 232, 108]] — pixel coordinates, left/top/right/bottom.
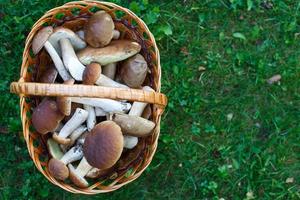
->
[[60, 145, 83, 164], [102, 63, 117, 80], [129, 86, 154, 116], [76, 30, 85, 40], [60, 125, 87, 152], [60, 38, 86, 81], [123, 135, 138, 149], [113, 30, 120, 39], [95, 107, 106, 117], [58, 108, 88, 139], [43, 41, 72, 81], [73, 157, 93, 178], [96, 74, 129, 88], [71, 97, 131, 113], [83, 105, 96, 131]]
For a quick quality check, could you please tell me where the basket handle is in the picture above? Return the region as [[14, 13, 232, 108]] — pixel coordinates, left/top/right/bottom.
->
[[10, 82, 168, 109]]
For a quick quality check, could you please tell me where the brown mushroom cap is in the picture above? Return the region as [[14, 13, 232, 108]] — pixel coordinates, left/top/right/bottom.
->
[[120, 54, 148, 88], [82, 63, 101, 85], [48, 158, 69, 180], [85, 11, 114, 48], [57, 79, 75, 116], [83, 121, 123, 169], [32, 99, 64, 135], [32, 26, 53, 55], [68, 164, 89, 188]]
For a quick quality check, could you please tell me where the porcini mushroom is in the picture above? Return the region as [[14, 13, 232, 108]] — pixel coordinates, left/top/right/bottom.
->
[[48, 27, 86, 56], [83, 105, 96, 131], [120, 54, 148, 88], [32, 99, 64, 135], [102, 63, 117, 80], [95, 107, 106, 117], [60, 125, 87, 152], [77, 40, 141, 65], [109, 112, 155, 137], [83, 121, 124, 169], [123, 135, 138, 149], [48, 145, 83, 181], [82, 63, 128, 88], [68, 157, 92, 188], [32, 26, 71, 81], [53, 108, 88, 144], [84, 11, 120, 48]]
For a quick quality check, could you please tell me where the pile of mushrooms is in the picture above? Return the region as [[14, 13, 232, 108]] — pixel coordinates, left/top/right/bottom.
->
[[32, 11, 155, 188]]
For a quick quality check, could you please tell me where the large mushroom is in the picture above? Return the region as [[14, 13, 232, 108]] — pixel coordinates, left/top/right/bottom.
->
[[84, 10, 120, 48], [120, 54, 148, 88], [77, 40, 141, 65], [32, 99, 64, 135], [32, 26, 71, 81], [53, 108, 88, 144], [48, 145, 83, 181]]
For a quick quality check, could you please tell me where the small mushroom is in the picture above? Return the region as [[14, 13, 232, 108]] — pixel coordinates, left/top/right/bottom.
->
[[77, 40, 141, 65], [83, 105, 96, 131], [32, 26, 71, 81], [71, 97, 131, 113], [83, 121, 124, 169], [60, 38, 86, 81], [39, 65, 58, 83], [102, 63, 117, 80], [68, 157, 92, 188], [32, 99, 64, 135], [53, 108, 88, 144], [82, 63, 128, 88], [48, 27, 86, 56], [48, 145, 83, 181], [84, 11, 120, 48], [120, 54, 148, 88], [109, 112, 155, 137], [47, 138, 64, 159], [57, 79, 75, 116]]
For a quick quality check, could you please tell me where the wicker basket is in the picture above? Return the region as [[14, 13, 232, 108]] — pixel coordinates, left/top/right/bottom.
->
[[10, 0, 167, 194]]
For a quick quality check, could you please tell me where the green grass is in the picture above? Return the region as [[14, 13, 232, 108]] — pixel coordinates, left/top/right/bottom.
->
[[0, 0, 299, 199]]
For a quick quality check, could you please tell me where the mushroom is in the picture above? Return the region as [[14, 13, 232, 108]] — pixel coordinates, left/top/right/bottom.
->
[[83, 105, 96, 131], [47, 138, 64, 159], [71, 97, 131, 113], [60, 125, 87, 152], [76, 30, 85, 40], [95, 107, 106, 117], [82, 63, 128, 88], [84, 11, 120, 48], [77, 40, 141, 65], [32, 26, 72, 81], [48, 145, 83, 181], [48, 27, 86, 56], [141, 104, 152, 120], [120, 54, 148, 88], [32, 99, 64, 135], [60, 38, 86, 81], [39, 65, 58, 83], [76, 29, 120, 41], [109, 112, 155, 137], [68, 157, 92, 188], [102, 63, 117, 80], [123, 135, 138, 149], [86, 167, 113, 179], [53, 108, 88, 144], [83, 121, 124, 169], [57, 79, 75, 116]]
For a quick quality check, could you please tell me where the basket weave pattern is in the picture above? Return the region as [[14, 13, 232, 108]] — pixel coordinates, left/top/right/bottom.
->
[[13, 0, 166, 194]]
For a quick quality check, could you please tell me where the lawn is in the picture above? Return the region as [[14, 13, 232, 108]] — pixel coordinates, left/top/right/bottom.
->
[[0, 0, 299, 199]]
